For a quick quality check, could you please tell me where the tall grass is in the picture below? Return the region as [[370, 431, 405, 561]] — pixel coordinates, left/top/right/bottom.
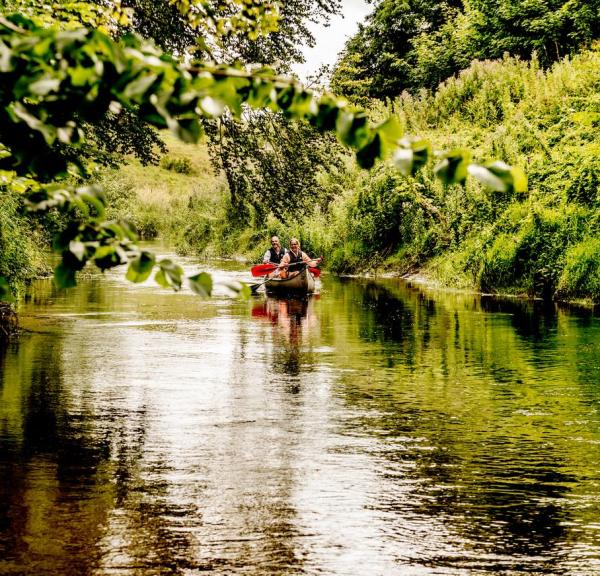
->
[[100, 132, 229, 256], [0, 190, 50, 287]]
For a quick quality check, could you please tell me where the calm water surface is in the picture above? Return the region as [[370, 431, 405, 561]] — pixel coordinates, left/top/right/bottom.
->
[[1, 249, 600, 575]]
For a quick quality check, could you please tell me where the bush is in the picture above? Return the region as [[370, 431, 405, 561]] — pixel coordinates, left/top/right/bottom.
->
[[556, 238, 600, 302], [159, 154, 195, 175], [180, 219, 215, 254], [0, 190, 49, 285]]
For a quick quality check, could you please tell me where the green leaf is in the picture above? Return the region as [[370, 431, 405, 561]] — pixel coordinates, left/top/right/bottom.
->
[[57, 123, 78, 144], [103, 222, 126, 239], [53, 222, 80, 252], [223, 281, 251, 299], [312, 101, 340, 131], [78, 189, 106, 219], [509, 167, 528, 194], [123, 73, 158, 100], [155, 259, 183, 290], [154, 269, 169, 289], [434, 149, 471, 185], [9, 102, 57, 145], [392, 138, 431, 176], [468, 161, 528, 193], [0, 41, 13, 73], [69, 240, 86, 261], [375, 116, 403, 154], [289, 90, 314, 117], [392, 148, 413, 176], [0, 277, 15, 303], [68, 65, 97, 86], [336, 111, 369, 148], [29, 76, 61, 96], [275, 86, 295, 110], [54, 261, 77, 289], [199, 95, 225, 117], [356, 134, 381, 169], [189, 272, 213, 297], [94, 246, 125, 270], [126, 251, 155, 283], [173, 117, 202, 143]]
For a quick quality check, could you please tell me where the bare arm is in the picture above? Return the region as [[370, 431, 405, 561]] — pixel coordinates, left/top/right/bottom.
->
[[303, 253, 322, 265]]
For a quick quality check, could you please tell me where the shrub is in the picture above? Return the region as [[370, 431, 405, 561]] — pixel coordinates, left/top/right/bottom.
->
[[180, 219, 215, 254], [556, 238, 600, 302], [0, 191, 49, 284], [160, 154, 195, 175]]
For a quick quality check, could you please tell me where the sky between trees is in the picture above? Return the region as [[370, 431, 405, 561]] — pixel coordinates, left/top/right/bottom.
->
[[292, 0, 370, 80]]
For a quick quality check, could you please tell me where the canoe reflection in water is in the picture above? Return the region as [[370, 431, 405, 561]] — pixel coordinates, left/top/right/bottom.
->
[[251, 295, 319, 379]]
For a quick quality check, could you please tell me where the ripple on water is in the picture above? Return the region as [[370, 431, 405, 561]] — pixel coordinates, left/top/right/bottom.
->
[[2, 260, 600, 575]]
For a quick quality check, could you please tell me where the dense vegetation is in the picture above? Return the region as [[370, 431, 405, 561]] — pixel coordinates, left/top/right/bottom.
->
[[0, 0, 598, 307], [325, 48, 600, 302], [331, 0, 600, 102], [128, 1, 600, 303]]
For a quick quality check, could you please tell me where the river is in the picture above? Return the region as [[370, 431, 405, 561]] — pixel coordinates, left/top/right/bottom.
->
[[1, 249, 599, 575]]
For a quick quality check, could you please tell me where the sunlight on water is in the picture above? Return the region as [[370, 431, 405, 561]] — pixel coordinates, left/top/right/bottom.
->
[[1, 250, 600, 575]]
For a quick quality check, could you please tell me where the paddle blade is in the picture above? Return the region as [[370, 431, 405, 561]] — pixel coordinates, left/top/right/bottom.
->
[[309, 267, 321, 278], [251, 263, 277, 277]]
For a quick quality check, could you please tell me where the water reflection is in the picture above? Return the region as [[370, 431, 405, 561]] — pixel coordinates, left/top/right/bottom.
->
[[252, 296, 317, 382], [0, 263, 599, 575]]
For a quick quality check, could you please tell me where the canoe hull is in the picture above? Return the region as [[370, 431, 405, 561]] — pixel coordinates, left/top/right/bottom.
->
[[265, 267, 315, 295]]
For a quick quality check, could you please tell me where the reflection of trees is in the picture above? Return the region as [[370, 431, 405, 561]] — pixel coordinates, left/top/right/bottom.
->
[[22, 277, 112, 311], [0, 335, 200, 574], [0, 332, 110, 575], [0, 304, 17, 341], [326, 277, 600, 567], [479, 296, 559, 340]]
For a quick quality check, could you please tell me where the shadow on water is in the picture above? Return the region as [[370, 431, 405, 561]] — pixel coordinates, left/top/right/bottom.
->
[[1, 281, 228, 574], [0, 331, 109, 574]]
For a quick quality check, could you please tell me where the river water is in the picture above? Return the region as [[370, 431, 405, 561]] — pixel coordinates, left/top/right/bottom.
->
[[1, 250, 600, 575]]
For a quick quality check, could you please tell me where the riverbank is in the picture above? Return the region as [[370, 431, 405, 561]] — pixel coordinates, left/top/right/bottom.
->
[[277, 46, 600, 304], [0, 304, 17, 340], [380, 267, 600, 310]]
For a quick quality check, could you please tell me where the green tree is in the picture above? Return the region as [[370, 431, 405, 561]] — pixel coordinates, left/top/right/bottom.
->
[[205, 110, 345, 224], [331, 0, 600, 103], [467, 0, 600, 66], [330, 0, 464, 101]]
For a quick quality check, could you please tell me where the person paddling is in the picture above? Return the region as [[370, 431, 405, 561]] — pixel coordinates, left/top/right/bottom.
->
[[263, 236, 287, 265], [262, 236, 287, 278], [279, 238, 321, 279]]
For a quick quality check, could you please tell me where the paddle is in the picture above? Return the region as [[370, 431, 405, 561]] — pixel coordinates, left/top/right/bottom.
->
[[251, 259, 322, 278], [249, 276, 272, 294], [251, 263, 279, 277]]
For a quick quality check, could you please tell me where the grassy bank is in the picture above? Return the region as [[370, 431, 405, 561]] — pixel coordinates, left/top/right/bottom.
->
[[298, 45, 600, 303], [100, 132, 232, 257], [0, 189, 52, 293]]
